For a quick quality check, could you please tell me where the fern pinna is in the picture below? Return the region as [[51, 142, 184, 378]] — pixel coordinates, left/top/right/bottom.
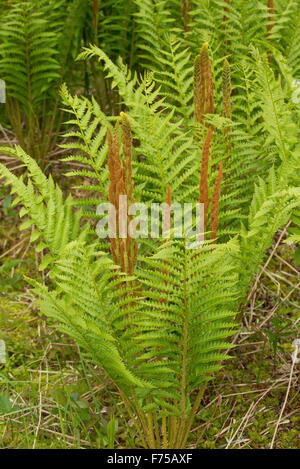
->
[[1, 2, 300, 448]]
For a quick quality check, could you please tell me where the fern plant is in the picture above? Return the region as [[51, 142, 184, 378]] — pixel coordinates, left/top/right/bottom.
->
[[0, 144, 241, 448], [1, 43, 300, 447]]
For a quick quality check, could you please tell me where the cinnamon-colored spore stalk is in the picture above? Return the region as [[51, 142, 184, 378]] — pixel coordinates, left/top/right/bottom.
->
[[199, 127, 213, 230], [194, 43, 215, 126], [107, 114, 138, 274], [210, 161, 223, 241]]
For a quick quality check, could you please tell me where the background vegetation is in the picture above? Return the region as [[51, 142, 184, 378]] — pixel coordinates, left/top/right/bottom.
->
[[0, 0, 299, 449]]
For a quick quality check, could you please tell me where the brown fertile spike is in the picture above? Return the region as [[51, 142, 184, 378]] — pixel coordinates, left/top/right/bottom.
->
[[107, 130, 120, 264], [194, 54, 202, 123], [107, 130, 116, 207], [160, 185, 172, 304], [92, 0, 99, 32], [267, 0, 275, 32], [120, 112, 137, 274], [166, 184, 172, 207], [193, 53, 202, 123], [223, 0, 231, 22], [194, 43, 215, 125], [210, 161, 223, 241], [120, 112, 134, 203], [199, 127, 213, 230], [107, 128, 121, 263], [107, 119, 138, 275]]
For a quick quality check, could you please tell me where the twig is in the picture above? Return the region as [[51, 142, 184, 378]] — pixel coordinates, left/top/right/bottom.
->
[[270, 343, 299, 449]]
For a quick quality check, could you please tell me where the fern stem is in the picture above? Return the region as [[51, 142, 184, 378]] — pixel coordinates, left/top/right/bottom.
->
[[210, 161, 223, 241], [176, 247, 190, 447], [146, 405, 157, 449], [138, 410, 156, 448], [117, 388, 149, 448], [169, 415, 178, 448], [177, 385, 206, 448], [267, 0, 275, 32], [223, 0, 231, 23], [199, 127, 213, 230], [92, 0, 99, 39], [161, 415, 168, 449], [154, 412, 161, 448], [129, 391, 156, 448], [181, 0, 191, 32]]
